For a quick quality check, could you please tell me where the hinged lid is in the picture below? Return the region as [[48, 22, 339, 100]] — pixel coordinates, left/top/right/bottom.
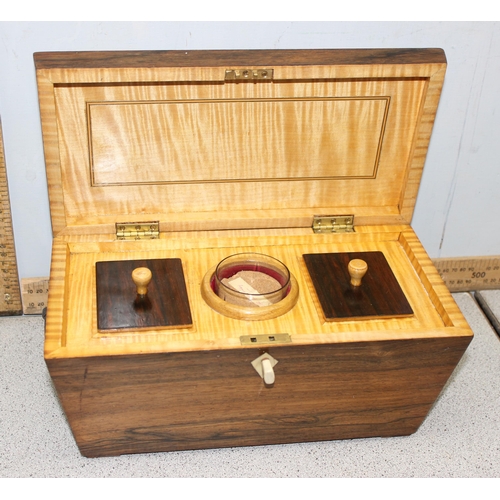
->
[[34, 49, 446, 237]]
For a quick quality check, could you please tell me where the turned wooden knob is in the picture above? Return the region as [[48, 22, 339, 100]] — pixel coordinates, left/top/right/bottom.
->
[[348, 259, 368, 287], [132, 267, 152, 296]]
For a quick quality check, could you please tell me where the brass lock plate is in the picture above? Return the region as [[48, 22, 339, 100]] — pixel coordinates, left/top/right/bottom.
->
[[240, 333, 291, 345]]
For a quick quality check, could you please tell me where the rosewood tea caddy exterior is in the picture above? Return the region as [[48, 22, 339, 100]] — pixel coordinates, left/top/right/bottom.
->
[[35, 49, 473, 457]]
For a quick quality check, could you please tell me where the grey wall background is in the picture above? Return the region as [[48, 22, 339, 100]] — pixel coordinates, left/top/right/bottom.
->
[[0, 21, 499, 280]]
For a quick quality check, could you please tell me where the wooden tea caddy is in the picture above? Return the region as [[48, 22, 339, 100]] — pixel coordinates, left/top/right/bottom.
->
[[35, 49, 473, 458]]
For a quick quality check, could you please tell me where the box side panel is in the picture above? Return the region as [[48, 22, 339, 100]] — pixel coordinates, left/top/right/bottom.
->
[[35, 73, 67, 235], [399, 65, 446, 222], [46, 336, 471, 457]]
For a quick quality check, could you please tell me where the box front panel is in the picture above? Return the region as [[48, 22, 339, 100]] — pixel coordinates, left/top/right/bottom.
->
[[47, 335, 471, 457]]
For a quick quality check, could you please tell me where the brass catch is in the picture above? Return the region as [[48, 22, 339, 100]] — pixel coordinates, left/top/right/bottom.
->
[[116, 222, 159, 240], [240, 333, 291, 345], [313, 215, 355, 233], [225, 68, 274, 81]]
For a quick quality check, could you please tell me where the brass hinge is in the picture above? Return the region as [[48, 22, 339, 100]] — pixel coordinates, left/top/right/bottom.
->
[[225, 68, 274, 82], [115, 222, 159, 240], [312, 215, 355, 234]]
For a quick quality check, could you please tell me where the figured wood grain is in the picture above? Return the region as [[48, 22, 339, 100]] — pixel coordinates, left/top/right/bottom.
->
[[34, 49, 446, 236], [89, 98, 388, 186], [51, 79, 424, 233], [43, 227, 472, 360], [398, 231, 467, 329], [399, 68, 446, 222], [96, 258, 192, 331], [35, 74, 68, 235], [303, 251, 413, 321], [46, 335, 470, 457]]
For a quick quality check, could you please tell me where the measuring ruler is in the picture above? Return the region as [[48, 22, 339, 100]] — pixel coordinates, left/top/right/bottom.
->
[[21, 277, 49, 315], [0, 118, 22, 316], [432, 256, 500, 292]]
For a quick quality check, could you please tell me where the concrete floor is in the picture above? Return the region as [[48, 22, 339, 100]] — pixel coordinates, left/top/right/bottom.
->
[[1, 292, 499, 478]]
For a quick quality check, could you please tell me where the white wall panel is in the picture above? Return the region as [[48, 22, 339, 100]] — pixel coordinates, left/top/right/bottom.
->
[[0, 21, 498, 278]]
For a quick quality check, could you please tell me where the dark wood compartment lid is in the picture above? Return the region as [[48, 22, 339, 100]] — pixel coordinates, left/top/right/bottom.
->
[[96, 258, 192, 331], [303, 251, 413, 321]]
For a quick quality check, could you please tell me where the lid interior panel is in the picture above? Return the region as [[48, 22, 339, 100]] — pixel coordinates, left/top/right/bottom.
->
[[51, 76, 429, 230]]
